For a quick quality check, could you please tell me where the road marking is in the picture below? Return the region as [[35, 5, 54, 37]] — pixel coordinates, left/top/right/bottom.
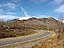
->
[[0, 30, 52, 47]]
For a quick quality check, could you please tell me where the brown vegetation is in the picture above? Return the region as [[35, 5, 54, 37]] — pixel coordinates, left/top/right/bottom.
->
[[0, 17, 64, 41], [0, 17, 64, 48]]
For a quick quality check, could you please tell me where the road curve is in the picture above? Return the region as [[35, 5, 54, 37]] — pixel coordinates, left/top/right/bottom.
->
[[0, 30, 52, 47]]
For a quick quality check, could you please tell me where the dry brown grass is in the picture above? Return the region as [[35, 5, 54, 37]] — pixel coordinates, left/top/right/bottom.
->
[[31, 32, 64, 48]]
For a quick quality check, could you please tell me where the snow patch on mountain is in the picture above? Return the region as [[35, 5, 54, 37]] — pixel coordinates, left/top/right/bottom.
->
[[18, 16, 32, 20]]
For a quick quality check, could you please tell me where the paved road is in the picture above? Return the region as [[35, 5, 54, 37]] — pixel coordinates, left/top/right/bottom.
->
[[0, 30, 52, 47]]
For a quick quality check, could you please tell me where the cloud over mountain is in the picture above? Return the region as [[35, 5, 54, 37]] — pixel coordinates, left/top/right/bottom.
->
[[54, 4, 64, 13]]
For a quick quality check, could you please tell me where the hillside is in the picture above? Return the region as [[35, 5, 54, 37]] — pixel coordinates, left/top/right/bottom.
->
[[7, 17, 64, 31], [0, 17, 64, 38]]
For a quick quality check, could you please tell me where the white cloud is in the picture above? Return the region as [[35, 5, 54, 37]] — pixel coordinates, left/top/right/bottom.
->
[[30, 0, 47, 3], [0, 9, 4, 14], [0, 9, 16, 15], [6, 2, 16, 9], [36, 15, 52, 18], [0, 2, 16, 10], [48, 0, 64, 5], [6, 12, 16, 15], [0, 15, 19, 20], [0, 15, 32, 21], [54, 4, 64, 13], [0, 3, 16, 15], [21, 7, 29, 17], [0, 4, 2, 7], [11, 0, 22, 4], [53, 0, 63, 4], [0, 9, 3, 12]]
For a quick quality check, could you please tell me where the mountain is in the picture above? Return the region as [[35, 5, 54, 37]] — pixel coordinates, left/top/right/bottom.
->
[[0, 17, 64, 38], [6, 17, 64, 32], [63, 20, 64, 23], [18, 16, 32, 20]]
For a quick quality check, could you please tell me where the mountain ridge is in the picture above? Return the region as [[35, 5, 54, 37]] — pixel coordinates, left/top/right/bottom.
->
[[0, 17, 64, 38]]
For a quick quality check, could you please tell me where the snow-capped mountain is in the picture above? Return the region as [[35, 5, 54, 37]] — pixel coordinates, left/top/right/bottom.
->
[[18, 16, 32, 20]]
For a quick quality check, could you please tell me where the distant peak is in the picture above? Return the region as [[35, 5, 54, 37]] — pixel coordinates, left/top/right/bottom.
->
[[18, 16, 32, 20], [48, 17, 54, 19]]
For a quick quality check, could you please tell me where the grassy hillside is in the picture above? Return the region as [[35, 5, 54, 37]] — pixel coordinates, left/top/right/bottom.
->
[[0, 17, 64, 38]]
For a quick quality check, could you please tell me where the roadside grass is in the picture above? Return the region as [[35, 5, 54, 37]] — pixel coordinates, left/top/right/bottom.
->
[[0, 30, 50, 48], [0, 30, 36, 39], [60, 32, 64, 48], [16, 30, 36, 37], [31, 32, 57, 48], [32, 31, 64, 48], [1, 31, 64, 48]]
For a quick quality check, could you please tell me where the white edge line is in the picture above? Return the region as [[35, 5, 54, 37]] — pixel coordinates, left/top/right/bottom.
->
[[0, 32, 52, 47]]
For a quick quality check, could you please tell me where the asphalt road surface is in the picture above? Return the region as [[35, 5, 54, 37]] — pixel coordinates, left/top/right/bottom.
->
[[0, 30, 52, 47]]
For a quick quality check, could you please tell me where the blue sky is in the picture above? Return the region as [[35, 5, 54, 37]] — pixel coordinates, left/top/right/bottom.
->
[[0, 0, 64, 20]]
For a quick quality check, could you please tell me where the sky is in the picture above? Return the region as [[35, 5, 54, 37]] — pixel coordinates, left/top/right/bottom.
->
[[0, 0, 64, 20]]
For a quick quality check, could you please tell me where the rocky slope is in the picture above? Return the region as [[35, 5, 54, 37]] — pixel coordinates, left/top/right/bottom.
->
[[0, 17, 64, 38]]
